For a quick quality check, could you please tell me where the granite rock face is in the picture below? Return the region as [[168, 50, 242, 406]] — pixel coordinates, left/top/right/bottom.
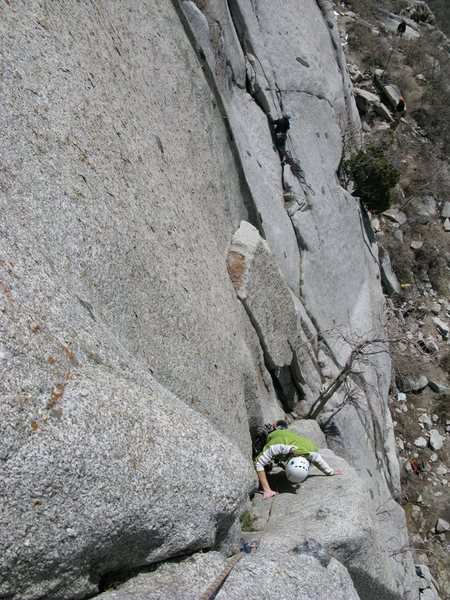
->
[[96, 550, 360, 600], [1, 369, 255, 599], [1, 0, 418, 598], [254, 450, 402, 600], [0, 1, 263, 597]]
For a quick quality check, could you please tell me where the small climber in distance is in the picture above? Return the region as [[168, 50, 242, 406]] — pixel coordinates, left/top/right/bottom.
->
[[396, 20, 406, 37], [254, 420, 342, 500], [396, 96, 406, 114], [392, 95, 406, 130], [269, 112, 293, 162]]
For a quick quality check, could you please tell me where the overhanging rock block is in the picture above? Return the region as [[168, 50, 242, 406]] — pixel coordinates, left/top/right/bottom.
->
[[1, 370, 256, 600], [254, 450, 401, 600], [227, 221, 298, 370]]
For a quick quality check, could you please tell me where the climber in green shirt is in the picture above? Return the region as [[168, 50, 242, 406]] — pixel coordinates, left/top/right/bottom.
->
[[254, 420, 341, 500]]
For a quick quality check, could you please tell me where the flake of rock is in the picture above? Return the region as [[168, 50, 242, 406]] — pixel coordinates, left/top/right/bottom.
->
[[418, 414, 432, 430], [354, 88, 382, 112], [428, 380, 450, 394], [444, 218, 450, 232], [442, 202, 450, 219], [376, 123, 391, 133], [418, 576, 430, 591], [228, 221, 298, 369], [432, 317, 449, 338], [441, 479, 448, 486], [382, 209, 408, 225], [351, 70, 364, 84], [399, 374, 428, 393], [396, 438, 404, 450], [417, 554, 429, 566], [429, 430, 445, 451], [420, 588, 439, 600], [397, 392, 407, 402], [414, 437, 427, 448], [378, 244, 401, 298], [410, 240, 424, 250], [430, 453, 438, 462], [435, 518, 449, 533], [419, 336, 439, 354], [417, 495, 422, 503], [371, 218, 380, 232], [394, 230, 404, 242], [379, 82, 402, 108], [409, 196, 437, 221], [430, 303, 441, 315], [432, 414, 438, 422], [410, 322, 420, 334], [436, 466, 448, 476]]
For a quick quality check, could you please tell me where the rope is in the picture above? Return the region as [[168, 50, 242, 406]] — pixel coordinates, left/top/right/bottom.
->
[[198, 551, 244, 600], [197, 489, 276, 599]]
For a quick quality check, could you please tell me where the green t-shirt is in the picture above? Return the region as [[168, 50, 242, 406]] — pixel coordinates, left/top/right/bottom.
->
[[265, 429, 317, 453], [255, 429, 318, 466]]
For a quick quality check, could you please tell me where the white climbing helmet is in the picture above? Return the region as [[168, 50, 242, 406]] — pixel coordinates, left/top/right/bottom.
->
[[285, 456, 309, 483], [285, 111, 293, 119]]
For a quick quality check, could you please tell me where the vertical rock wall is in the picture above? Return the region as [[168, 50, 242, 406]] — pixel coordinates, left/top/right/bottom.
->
[[0, 0, 417, 598], [179, 0, 416, 597]]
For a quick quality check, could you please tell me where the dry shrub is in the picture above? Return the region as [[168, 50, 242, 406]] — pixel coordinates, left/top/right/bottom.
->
[[347, 21, 391, 68], [431, 394, 450, 424], [383, 236, 415, 284], [414, 238, 449, 294], [439, 352, 450, 374], [403, 31, 450, 154]]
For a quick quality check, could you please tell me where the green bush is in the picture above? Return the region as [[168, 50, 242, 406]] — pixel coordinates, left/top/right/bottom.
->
[[239, 510, 257, 532], [344, 146, 400, 213]]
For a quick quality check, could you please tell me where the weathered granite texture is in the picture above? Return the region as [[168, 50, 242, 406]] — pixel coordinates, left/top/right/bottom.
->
[[1, 0, 419, 598], [1, 369, 255, 599], [96, 550, 360, 600], [177, 1, 417, 597], [0, 1, 268, 597], [253, 451, 401, 600]]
